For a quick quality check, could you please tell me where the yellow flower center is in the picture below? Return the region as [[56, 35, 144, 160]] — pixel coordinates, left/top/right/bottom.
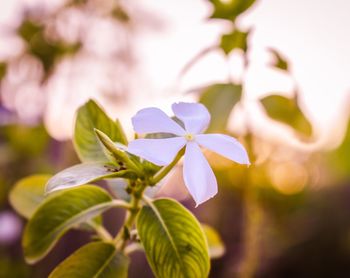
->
[[185, 133, 195, 141]]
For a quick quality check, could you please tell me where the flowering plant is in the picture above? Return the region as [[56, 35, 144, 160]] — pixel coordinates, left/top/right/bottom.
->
[[10, 100, 249, 277]]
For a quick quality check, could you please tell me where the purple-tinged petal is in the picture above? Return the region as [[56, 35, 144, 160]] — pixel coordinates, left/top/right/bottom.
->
[[183, 142, 218, 206], [196, 134, 250, 165], [127, 137, 186, 166], [172, 102, 210, 134], [132, 107, 185, 136]]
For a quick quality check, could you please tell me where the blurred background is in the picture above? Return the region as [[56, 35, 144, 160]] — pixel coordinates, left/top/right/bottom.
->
[[1, 0, 350, 277]]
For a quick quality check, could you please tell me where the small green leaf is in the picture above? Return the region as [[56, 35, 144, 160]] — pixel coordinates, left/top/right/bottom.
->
[[220, 28, 249, 55], [200, 83, 242, 132], [269, 48, 289, 71], [260, 95, 312, 137], [94, 129, 129, 163], [46, 163, 131, 193], [9, 175, 51, 219], [137, 198, 210, 278], [49, 242, 129, 278], [95, 129, 142, 175], [209, 0, 256, 21], [74, 99, 128, 163], [23, 185, 114, 264], [202, 224, 225, 259]]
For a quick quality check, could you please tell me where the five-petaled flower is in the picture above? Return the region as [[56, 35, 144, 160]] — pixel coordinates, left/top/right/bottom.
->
[[127, 102, 250, 206]]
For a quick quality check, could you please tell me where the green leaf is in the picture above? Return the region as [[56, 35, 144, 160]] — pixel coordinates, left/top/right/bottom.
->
[[9, 175, 51, 219], [327, 119, 350, 177], [209, 0, 256, 21], [202, 224, 225, 259], [0, 62, 7, 80], [137, 198, 210, 278], [74, 99, 128, 163], [46, 163, 132, 193], [260, 95, 312, 137], [49, 242, 129, 278], [220, 28, 249, 55], [269, 48, 289, 71], [200, 83, 242, 132], [23, 185, 114, 264]]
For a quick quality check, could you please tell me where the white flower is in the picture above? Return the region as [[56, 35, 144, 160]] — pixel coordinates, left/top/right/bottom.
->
[[127, 102, 250, 206]]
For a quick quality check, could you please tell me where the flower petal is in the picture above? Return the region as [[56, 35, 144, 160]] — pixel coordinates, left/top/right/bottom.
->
[[172, 102, 210, 134], [127, 137, 186, 166], [196, 134, 250, 165], [183, 142, 218, 206], [132, 107, 185, 135]]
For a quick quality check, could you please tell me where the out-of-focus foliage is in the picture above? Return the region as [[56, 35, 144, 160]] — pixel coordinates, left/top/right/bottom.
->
[[18, 20, 81, 74], [0, 63, 6, 80], [327, 119, 350, 178], [9, 175, 51, 219], [209, 0, 256, 21], [260, 95, 313, 137], [200, 83, 242, 132], [202, 224, 226, 259], [220, 29, 250, 55], [269, 48, 289, 72]]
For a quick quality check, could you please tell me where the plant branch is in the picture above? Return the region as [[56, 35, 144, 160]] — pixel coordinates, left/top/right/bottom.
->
[[114, 182, 146, 250], [149, 148, 185, 185], [111, 199, 132, 209], [87, 221, 113, 241]]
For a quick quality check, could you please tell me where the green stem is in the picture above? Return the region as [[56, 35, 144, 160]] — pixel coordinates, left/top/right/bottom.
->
[[111, 199, 132, 209], [149, 148, 185, 185], [114, 184, 146, 250], [113, 149, 184, 250], [238, 133, 262, 278], [88, 221, 113, 241]]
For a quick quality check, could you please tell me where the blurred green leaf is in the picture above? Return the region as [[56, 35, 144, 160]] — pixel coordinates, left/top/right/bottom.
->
[[9, 174, 102, 229], [18, 20, 80, 73], [260, 95, 312, 137], [3, 124, 50, 156], [220, 29, 249, 55], [202, 224, 226, 259], [327, 119, 350, 177], [137, 198, 210, 278], [112, 5, 130, 23], [209, 0, 256, 21], [23, 185, 113, 264], [9, 175, 51, 219], [49, 242, 129, 278], [46, 163, 132, 193], [0, 62, 7, 80], [74, 99, 128, 163], [269, 48, 289, 71], [200, 83, 242, 132]]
